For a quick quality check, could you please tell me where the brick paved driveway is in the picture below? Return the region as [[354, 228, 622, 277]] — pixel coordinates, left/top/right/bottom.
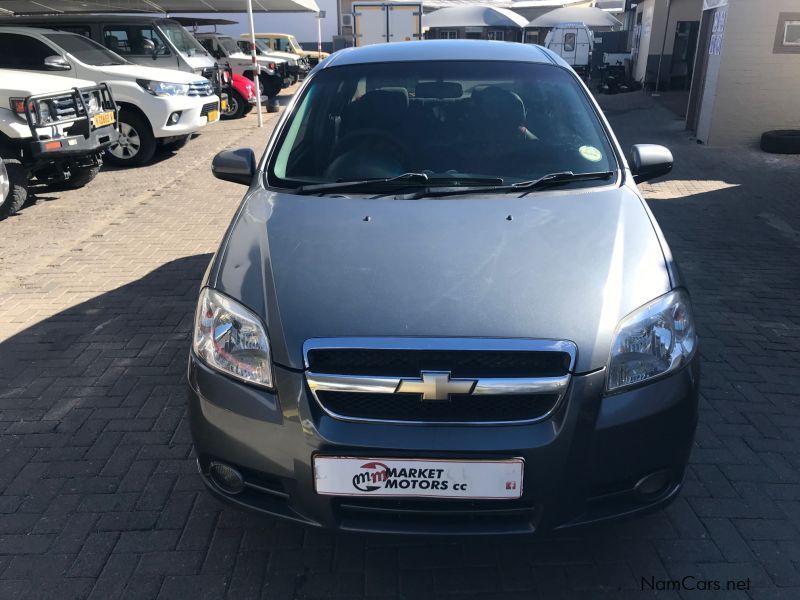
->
[[0, 91, 799, 599]]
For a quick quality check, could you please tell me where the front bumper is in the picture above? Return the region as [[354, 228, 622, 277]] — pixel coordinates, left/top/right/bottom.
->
[[188, 353, 699, 535], [149, 95, 221, 138], [29, 124, 117, 159]]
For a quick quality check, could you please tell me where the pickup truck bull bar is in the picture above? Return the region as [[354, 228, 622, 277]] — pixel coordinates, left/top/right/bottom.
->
[[21, 82, 118, 146]]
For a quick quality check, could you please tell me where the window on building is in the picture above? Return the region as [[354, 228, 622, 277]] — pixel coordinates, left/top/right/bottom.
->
[[103, 25, 168, 56], [440, 30, 457, 40], [525, 31, 539, 45], [784, 21, 800, 46], [487, 30, 504, 41]]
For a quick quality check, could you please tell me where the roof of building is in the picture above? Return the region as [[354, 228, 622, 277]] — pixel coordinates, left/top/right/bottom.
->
[[322, 39, 559, 68]]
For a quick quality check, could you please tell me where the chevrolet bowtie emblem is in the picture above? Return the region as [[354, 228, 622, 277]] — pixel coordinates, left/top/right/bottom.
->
[[396, 371, 477, 401]]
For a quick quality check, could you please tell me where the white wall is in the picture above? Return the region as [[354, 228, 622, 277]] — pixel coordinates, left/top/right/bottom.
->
[[699, 0, 800, 145], [177, 0, 338, 47]]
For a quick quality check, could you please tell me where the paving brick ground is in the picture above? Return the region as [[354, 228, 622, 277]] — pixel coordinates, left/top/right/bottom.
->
[[0, 88, 799, 599]]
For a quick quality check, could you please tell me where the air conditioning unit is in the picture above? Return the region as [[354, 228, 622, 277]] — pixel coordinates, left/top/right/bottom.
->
[[341, 13, 352, 27]]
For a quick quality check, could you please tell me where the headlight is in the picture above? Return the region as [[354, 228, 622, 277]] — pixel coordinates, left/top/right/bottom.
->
[[36, 100, 53, 124], [607, 289, 696, 392], [85, 92, 100, 113], [136, 79, 190, 96], [193, 288, 273, 388]]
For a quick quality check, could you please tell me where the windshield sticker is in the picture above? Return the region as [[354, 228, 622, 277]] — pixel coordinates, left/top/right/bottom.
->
[[579, 145, 603, 162]]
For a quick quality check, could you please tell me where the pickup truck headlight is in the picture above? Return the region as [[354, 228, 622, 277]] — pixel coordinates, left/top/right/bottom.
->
[[9, 97, 50, 124], [193, 288, 273, 389], [136, 79, 190, 97], [607, 289, 696, 392]]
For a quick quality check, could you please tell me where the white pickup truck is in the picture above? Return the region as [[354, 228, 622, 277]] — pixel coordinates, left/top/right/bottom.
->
[[0, 69, 119, 219], [0, 27, 221, 167]]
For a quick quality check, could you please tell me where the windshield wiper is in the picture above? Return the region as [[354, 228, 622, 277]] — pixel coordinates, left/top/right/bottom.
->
[[293, 173, 503, 195], [293, 172, 431, 195], [408, 171, 615, 199]]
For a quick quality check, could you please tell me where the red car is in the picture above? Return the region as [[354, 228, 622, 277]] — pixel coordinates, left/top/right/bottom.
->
[[222, 72, 259, 120]]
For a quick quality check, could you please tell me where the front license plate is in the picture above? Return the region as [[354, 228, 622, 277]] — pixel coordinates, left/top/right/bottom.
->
[[92, 111, 115, 128], [207, 109, 219, 122], [314, 457, 523, 499], [221, 99, 228, 111]]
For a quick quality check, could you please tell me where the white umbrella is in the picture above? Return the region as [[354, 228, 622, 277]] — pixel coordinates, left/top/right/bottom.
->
[[426, 5, 529, 29], [526, 6, 622, 28]]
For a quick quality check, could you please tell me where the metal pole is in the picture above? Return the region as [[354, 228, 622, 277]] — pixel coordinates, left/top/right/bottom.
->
[[653, 0, 672, 96], [317, 11, 323, 62], [246, 0, 263, 128]]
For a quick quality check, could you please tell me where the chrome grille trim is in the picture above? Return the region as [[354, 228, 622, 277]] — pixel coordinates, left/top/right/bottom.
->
[[302, 338, 577, 426], [188, 80, 214, 97]]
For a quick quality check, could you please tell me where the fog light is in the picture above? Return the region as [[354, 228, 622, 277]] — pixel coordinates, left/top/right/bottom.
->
[[168, 111, 182, 125], [209, 461, 244, 495], [634, 470, 672, 499]]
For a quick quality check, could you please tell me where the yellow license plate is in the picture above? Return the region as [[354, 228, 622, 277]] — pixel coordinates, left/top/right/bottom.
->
[[208, 109, 219, 122], [92, 111, 115, 128], [221, 99, 228, 111]]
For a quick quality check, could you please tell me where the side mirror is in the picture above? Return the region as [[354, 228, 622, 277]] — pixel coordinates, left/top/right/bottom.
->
[[43, 55, 71, 71], [630, 144, 673, 183], [141, 38, 156, 55], [212, 148, 256, 186]]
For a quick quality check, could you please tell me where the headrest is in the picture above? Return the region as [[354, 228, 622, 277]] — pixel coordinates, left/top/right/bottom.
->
[[346, 88, 409, 128], [472, 86, 526, 126], [415, 81, 463, 99]]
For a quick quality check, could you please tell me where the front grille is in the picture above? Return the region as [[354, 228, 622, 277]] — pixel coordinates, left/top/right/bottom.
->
[[307, 349, 571, 378], [188, 80, 214, 97], [200, 101, 218, 117], [316, 391, 559, 422], [50, 94, 78, 120]]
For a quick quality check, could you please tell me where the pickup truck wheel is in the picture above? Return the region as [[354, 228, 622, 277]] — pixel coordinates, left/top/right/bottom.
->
[[49, 164, 101, 191], [105, 113, 157, 167], [221, 90, 247, 120], [0, 158, 27, 220]]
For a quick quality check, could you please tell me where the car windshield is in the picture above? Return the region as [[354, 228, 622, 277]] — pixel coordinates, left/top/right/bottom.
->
[[44, 32, 128, 66], [268, 61, 618, 190], [217, 36, 243, 55], [287, 35, 302, 53], [159, 22, 207, 57]]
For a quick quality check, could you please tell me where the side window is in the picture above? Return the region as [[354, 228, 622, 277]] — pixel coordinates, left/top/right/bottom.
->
[[103, 25, 168, 56], [564, 33, 576, 52], [199, 38, 218, 57], [58, 26, 91, 37], [0, 33, 57, 69]]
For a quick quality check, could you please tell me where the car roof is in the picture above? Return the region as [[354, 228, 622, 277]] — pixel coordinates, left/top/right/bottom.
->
[[0, 14, 176, 24], [322, 40, 561, 69], [0, 26, 62, 35]]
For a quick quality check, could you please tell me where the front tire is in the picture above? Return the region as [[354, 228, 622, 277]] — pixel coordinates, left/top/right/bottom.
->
[[49, 164, 101, 191], [221, 89, 247, 120], [105, 111, 157, 167], [0, 158, 28, 220]]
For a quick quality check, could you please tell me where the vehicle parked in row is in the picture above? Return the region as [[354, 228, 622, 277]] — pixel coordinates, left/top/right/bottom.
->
[[237, 38, 309, 84], [193, 32, 286, 113], [1, 15, 229, 112], [0, 27, 221, 167], [223, 73, 260, 120], [544, 22, 593, 78], [252, 32, 328, 66], [0, 67, 118, 219], [190, 41, 697, 535]]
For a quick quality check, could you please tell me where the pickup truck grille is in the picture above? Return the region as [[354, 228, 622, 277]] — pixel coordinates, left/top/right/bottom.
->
[[304, 339, 576, 425], [200, 101, 218, 117], [188, 80, 214, 97]]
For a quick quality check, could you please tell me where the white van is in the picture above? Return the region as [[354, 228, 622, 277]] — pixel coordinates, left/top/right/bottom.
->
[[0, 27, 221, 166], [544, 22, 593, 76]]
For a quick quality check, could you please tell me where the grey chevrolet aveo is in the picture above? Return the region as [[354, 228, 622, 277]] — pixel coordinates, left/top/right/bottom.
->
[[188, 40, 699, 535]]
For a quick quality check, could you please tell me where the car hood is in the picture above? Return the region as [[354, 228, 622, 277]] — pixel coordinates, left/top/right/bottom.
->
[[213, 184, 672, 373], [88, 63, 203, 83], [1, 70, 97, 96]]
